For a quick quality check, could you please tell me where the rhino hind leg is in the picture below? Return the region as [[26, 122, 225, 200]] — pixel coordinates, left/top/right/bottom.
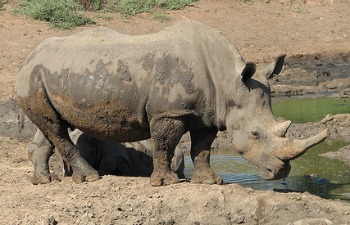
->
[[190, 129, 223, 185], [150, 118, 185, 186], [28, 129, 54, 184], [18, 90, 99, 183]]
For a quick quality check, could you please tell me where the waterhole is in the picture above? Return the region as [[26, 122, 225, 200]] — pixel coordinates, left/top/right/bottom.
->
[[184, 97, 350, 201]]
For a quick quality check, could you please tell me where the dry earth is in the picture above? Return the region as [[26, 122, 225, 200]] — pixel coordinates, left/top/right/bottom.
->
[[1, 0, 350, 224]]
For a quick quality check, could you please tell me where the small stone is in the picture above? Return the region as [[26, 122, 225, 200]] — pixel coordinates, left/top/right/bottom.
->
[[288, 218, 333, 225]]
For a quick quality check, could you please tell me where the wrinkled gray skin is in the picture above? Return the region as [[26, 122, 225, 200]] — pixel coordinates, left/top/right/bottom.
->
[[28, 129, 184, 184], [16, 20, 328, 186]]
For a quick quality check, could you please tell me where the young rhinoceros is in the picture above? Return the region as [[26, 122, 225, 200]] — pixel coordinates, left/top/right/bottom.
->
[[28, 129, 184, 184], [67, 129, 184, 178], [16, 20, 328, 186]]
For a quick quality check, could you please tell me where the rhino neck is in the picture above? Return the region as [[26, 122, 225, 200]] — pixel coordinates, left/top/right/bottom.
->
[[190, 25, 246, 131]]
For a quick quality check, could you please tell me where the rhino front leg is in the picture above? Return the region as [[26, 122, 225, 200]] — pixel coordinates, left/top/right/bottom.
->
[[150, 117, 185, 186], [28, 129, 54, 184], [190, 129, 223, 184]]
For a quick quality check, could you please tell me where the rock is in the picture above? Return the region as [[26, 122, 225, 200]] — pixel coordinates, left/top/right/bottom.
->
[[321, 114, 333, 123], [44, 216, 58, 225], [319, 145, 350, 164], [288, 218, 333, 225]]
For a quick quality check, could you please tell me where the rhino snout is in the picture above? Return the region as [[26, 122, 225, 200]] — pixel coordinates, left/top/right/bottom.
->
[[260, 161, 291, 180]]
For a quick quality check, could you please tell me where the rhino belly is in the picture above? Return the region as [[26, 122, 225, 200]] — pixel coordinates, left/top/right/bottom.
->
[[50, 94, 150, 142]]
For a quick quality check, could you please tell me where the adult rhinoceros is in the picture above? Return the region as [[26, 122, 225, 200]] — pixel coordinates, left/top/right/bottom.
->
[[16, 20, 328, 186]]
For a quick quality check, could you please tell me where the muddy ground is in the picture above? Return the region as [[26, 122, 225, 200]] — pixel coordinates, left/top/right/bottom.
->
[[1, 0, 350, 224]]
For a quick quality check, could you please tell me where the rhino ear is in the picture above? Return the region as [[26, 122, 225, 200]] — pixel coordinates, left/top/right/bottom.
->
[[241, 62, 256, 83], [263, 54, 286, 79]]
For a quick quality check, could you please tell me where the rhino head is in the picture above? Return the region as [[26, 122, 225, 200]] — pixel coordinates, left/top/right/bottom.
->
[[226, 55, 329, 180]]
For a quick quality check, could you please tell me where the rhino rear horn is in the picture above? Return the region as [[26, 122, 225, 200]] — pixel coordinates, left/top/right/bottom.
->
[[272, 120, 291, 137], [241, 63, 256, 83], [264, 54, 286, 79]]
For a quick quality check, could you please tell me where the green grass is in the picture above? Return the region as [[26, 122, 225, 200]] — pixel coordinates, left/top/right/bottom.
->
[[95, 13, 113, 20], [104, 0, 195, 17], [295, 6, 309, 14], [77, 0, 105, 11], [13, 0, 194, 29], [153, 11, 170, 23], [14, 0, 94, 29]]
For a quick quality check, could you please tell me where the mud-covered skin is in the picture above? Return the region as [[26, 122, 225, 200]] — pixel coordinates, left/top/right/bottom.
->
[[16, 21, 328, 186]]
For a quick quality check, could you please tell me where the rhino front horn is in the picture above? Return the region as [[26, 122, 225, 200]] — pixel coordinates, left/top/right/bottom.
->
[[276, 129, 329, 160]]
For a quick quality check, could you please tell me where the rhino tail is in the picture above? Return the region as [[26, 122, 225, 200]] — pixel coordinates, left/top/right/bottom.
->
[[17, 106, 25, 133]]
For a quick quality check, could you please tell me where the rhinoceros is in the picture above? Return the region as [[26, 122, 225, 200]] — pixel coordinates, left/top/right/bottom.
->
[[28, 128, 184, 184], [16, 20, 328, 186], [66, 129, 185, 178]]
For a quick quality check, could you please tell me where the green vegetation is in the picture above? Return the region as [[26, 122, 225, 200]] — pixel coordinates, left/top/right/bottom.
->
[[95, 13, 113, 20], [0, 0, 6, 10], [295, 6, 309, 14], [14, 0, 94, 29], [77, 0, 107, 11], [272, 97, 350, 123], [103, 0, 195, 17], [14, 0, 195, 29], [153, 12, 170, 23]]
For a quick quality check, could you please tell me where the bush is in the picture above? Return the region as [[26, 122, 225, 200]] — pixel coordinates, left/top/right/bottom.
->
[[77, 0, 107, 11], [104, 0, 195, 16], [156, 0, 195, 10], [0, 0, 6, 10], [14, 0, 195, 28], [14, 0, 94, 29]]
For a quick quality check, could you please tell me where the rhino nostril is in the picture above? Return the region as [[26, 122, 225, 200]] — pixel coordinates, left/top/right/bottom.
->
[[249, 130, 260, 140], [266, 166, 273, 174]]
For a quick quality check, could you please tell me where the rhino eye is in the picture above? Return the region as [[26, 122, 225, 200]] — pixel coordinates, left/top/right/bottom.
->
[[250, 131, 260, 140]]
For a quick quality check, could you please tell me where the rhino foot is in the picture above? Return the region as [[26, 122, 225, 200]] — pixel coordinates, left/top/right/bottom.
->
[[150, 171, 180, 186], [191, 169, 223, 185], [31, 172, 52, 185], [31, 171, 60, 185], [70, 158, 100, 183], [72, 171, 100, 183]]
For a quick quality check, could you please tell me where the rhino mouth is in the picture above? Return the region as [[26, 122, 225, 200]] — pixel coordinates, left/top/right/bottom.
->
[[260, 160, 291, 181]]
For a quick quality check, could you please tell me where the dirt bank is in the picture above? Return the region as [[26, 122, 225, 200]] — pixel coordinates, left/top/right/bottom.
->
[[1, 0, 350, 224]]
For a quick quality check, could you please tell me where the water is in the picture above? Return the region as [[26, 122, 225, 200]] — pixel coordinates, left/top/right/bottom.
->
[[272, 97, 350, 123], [184, 97, 350, 201]]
